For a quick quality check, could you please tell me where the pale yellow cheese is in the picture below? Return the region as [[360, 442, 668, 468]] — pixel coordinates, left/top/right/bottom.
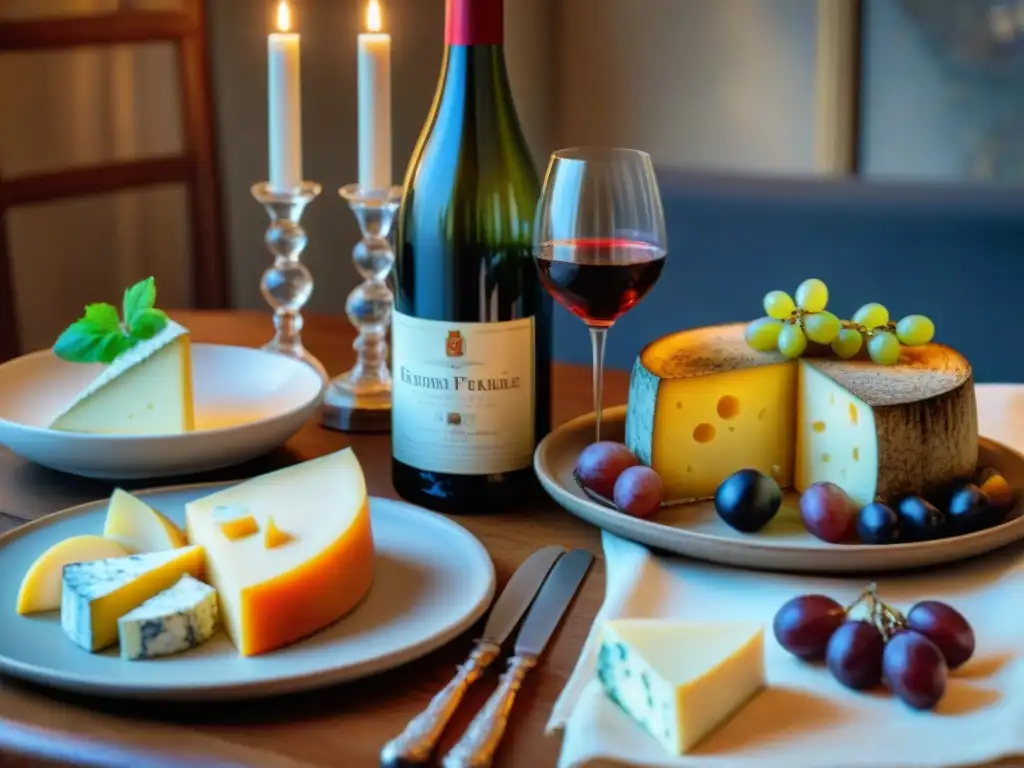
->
[[185, 448, 375, 656], [16, 535, 129, 615], [598, 619, 766, 754], [103, 488, 188, 553]]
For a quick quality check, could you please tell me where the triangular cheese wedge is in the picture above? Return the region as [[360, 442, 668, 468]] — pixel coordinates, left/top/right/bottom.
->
[[598, 620, 765, 754], [50, 320, 194, 434], [185, 448, 375, 656], [103, 488, 188, 553]]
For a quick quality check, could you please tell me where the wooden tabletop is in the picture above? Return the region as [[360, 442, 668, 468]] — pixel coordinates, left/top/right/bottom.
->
[[0, 310, 627, 768]]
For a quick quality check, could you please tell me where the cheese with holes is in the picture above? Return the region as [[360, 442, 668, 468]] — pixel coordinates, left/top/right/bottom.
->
[[61, 545, 205, 652], [118, 575, 219, 660], [16, 535, 129, 615], [185, 448, 375, 656], [597, 619, 765, 755], [50, 320, 194, 435], [103, 488, 187, 553], [625, 323, 977, 506]]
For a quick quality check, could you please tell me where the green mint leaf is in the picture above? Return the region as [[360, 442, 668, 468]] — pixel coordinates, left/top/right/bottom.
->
[[122, 276, 157, 326], [128, 307, 168, 340], [53, 319, 129, 364], [82, 302, 121, 333]]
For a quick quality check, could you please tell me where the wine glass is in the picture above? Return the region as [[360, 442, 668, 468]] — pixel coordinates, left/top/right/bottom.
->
[[535, 147, 667, 442]]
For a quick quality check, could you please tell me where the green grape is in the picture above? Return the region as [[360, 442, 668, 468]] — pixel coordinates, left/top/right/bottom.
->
[[804, 311, 841, 344], [853, 302, 889, 329], [896, 314, 935, 346], [778, 323, 808, 359], [763, 290, 796, 320], [831, 328, 863, 359], [745, 317, 783, 351], [867, 331, 901, 365], [795, 278, 829, 313]]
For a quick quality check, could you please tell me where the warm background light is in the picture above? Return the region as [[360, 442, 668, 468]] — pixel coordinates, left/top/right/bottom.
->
[[276, 1, 291, 33], [367, 0, 382, 33]]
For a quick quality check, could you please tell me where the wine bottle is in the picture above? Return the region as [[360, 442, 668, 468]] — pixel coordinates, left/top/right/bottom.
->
[[391, 0, 552, 514]]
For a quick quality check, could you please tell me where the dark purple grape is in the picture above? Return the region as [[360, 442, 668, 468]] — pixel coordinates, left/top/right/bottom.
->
[[576, 442, 638, 498], [946, 483, 995, 534], [799, 482, 858, 543], [825, 620, 885, 690], [613, 466, 663, 519], [883, 630, 948, 710], [906, 600, 975, 670], [856, 502, 899, 544], [773, 594, 847, 661], [714, 469, 782, 533], [896, 496, 947, 541]]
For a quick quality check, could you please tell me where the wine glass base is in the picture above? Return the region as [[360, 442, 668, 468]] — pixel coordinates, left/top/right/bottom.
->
[[320, 382, 391, 433], [261, 340, 327, 381]]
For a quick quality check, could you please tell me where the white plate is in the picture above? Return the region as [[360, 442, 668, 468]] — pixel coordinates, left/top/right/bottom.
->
[[0, 344, 324, 479], [535, 406, 1024, 573], [0, 486, 495, 700]]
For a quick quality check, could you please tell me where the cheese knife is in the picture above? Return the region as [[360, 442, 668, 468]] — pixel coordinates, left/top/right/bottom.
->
[[379, 544, 566, 767], [441, 548, 594, 768]]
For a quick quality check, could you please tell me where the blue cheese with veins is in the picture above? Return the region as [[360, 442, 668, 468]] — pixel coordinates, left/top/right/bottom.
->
[[118, 575, 219, 660]]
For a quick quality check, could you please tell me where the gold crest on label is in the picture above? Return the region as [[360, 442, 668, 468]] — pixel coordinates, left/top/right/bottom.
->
[[446, 330, 465, 357]]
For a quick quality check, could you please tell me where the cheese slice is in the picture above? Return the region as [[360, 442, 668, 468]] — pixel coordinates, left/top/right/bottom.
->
[[626, 323, 977, 506], [50, 320, 195, 435], [16, 535, 129, 615], [185, 448, 375, 656], [597, 619, 766, 755], [61, 545, 205, 652], [118, 575, 219, 661], [103, 488, 187, 553]]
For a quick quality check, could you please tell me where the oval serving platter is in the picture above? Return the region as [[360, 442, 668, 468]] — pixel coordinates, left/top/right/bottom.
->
[[0, 485, 495, 701], [535, 405, 1024, 574]]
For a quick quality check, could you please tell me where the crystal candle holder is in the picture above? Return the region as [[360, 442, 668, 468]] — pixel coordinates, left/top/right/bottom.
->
[[321, 184, 401, 433], [252, 181, 326, 379]]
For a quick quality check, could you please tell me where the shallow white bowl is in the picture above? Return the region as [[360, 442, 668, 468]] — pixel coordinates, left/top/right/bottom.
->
[[0, 344, 325, 479]]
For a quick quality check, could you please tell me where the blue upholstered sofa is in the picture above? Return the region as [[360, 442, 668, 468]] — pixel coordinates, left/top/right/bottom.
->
[[552, 170, 1024, 382]]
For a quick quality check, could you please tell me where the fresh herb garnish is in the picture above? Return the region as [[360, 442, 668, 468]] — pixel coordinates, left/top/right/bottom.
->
[[53, 277, 169, 364]]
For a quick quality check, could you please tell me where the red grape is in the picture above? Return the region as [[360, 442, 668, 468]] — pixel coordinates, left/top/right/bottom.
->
[[825, 620, 885, 690], [773, 594, 847, 661], [613, 466, 663, 518], [883, 630, 948, 710], [906, 601, 975, 670], [800, 482, 858, 543], [576, 442, 639, 498]]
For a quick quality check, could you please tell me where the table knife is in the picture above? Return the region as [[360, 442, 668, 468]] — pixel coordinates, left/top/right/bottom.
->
[[441, 548, 594, 768], [379, 544, 566, 767]]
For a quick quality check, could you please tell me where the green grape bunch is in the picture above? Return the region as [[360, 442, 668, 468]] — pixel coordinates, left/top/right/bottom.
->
[[744, 278, 936, 366]]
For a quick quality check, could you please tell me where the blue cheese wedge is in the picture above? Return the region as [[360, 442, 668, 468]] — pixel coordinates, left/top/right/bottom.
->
[[118, 575, 219, 660], [597, 619, 766, 754], [61, 545, 205, 652]]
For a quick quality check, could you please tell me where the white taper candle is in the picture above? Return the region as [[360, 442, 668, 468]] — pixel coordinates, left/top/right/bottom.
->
[[358, 0, 392, 192], [268, 1, 303, 191]]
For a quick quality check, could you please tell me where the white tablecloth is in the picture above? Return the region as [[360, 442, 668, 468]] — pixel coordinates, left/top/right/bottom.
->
[[547, 384, 1024, 768]]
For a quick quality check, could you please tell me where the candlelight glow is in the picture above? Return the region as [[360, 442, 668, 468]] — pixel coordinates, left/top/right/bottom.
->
[[367, 0, 382, 33], [276, 1, 291, 33]]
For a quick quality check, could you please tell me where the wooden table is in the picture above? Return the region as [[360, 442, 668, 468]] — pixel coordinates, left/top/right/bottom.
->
[[0, 310, 627, 768]]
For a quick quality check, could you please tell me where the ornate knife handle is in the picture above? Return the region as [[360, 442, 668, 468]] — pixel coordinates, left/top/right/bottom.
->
[[379, 640, 501, 767], [440, 653, 537, 768]]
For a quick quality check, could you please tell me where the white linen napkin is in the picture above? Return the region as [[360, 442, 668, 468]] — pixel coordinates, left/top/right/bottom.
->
[[547, 385, 1024, 768]]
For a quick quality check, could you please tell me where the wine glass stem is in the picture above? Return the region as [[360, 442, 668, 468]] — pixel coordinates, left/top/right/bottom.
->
[[589, 326, 608, 442]]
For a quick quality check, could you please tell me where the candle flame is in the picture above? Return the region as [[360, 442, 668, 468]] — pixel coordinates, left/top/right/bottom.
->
[[367, 0, 382, 32], [276, 1, 291, 32]]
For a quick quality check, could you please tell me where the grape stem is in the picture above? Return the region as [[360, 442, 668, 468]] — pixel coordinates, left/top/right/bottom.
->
[[843, 583, 908, 640]]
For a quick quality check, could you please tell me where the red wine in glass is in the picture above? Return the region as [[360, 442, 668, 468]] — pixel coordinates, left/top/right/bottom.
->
[[536, 238, 666, 327]]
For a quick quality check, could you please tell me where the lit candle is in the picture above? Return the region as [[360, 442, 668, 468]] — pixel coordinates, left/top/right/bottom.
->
[[358, 0, 392, 191], [268, 0, 302, 191]]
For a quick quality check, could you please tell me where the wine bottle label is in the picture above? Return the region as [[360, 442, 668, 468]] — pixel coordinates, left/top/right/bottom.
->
[[392, 310, 535, 476]]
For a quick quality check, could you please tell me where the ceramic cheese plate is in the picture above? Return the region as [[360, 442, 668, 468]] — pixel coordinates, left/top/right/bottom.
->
[[0, 484, 495, 700], [0, 343, 324, 479], [535, 406, 1024, 574]]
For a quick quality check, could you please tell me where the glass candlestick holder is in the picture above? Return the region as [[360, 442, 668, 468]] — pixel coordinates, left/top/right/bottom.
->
[[252, 181, 326, 379], [320, 184, 401, 433]]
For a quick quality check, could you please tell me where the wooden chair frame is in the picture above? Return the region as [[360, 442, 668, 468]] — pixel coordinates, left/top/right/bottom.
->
[[0, 0, 229, 361]]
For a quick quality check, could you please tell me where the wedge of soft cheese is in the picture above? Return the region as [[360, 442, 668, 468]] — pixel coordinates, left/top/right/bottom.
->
[[597, 619, 766, 755], [103, 488, 188, 553], [626, 323, 977, 506], [185, 448, 375, 656], [118, 574, 219, 660], [61, 545, 205, 652], [16, 535, 129, 615], [50, 320, 194, 435]]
